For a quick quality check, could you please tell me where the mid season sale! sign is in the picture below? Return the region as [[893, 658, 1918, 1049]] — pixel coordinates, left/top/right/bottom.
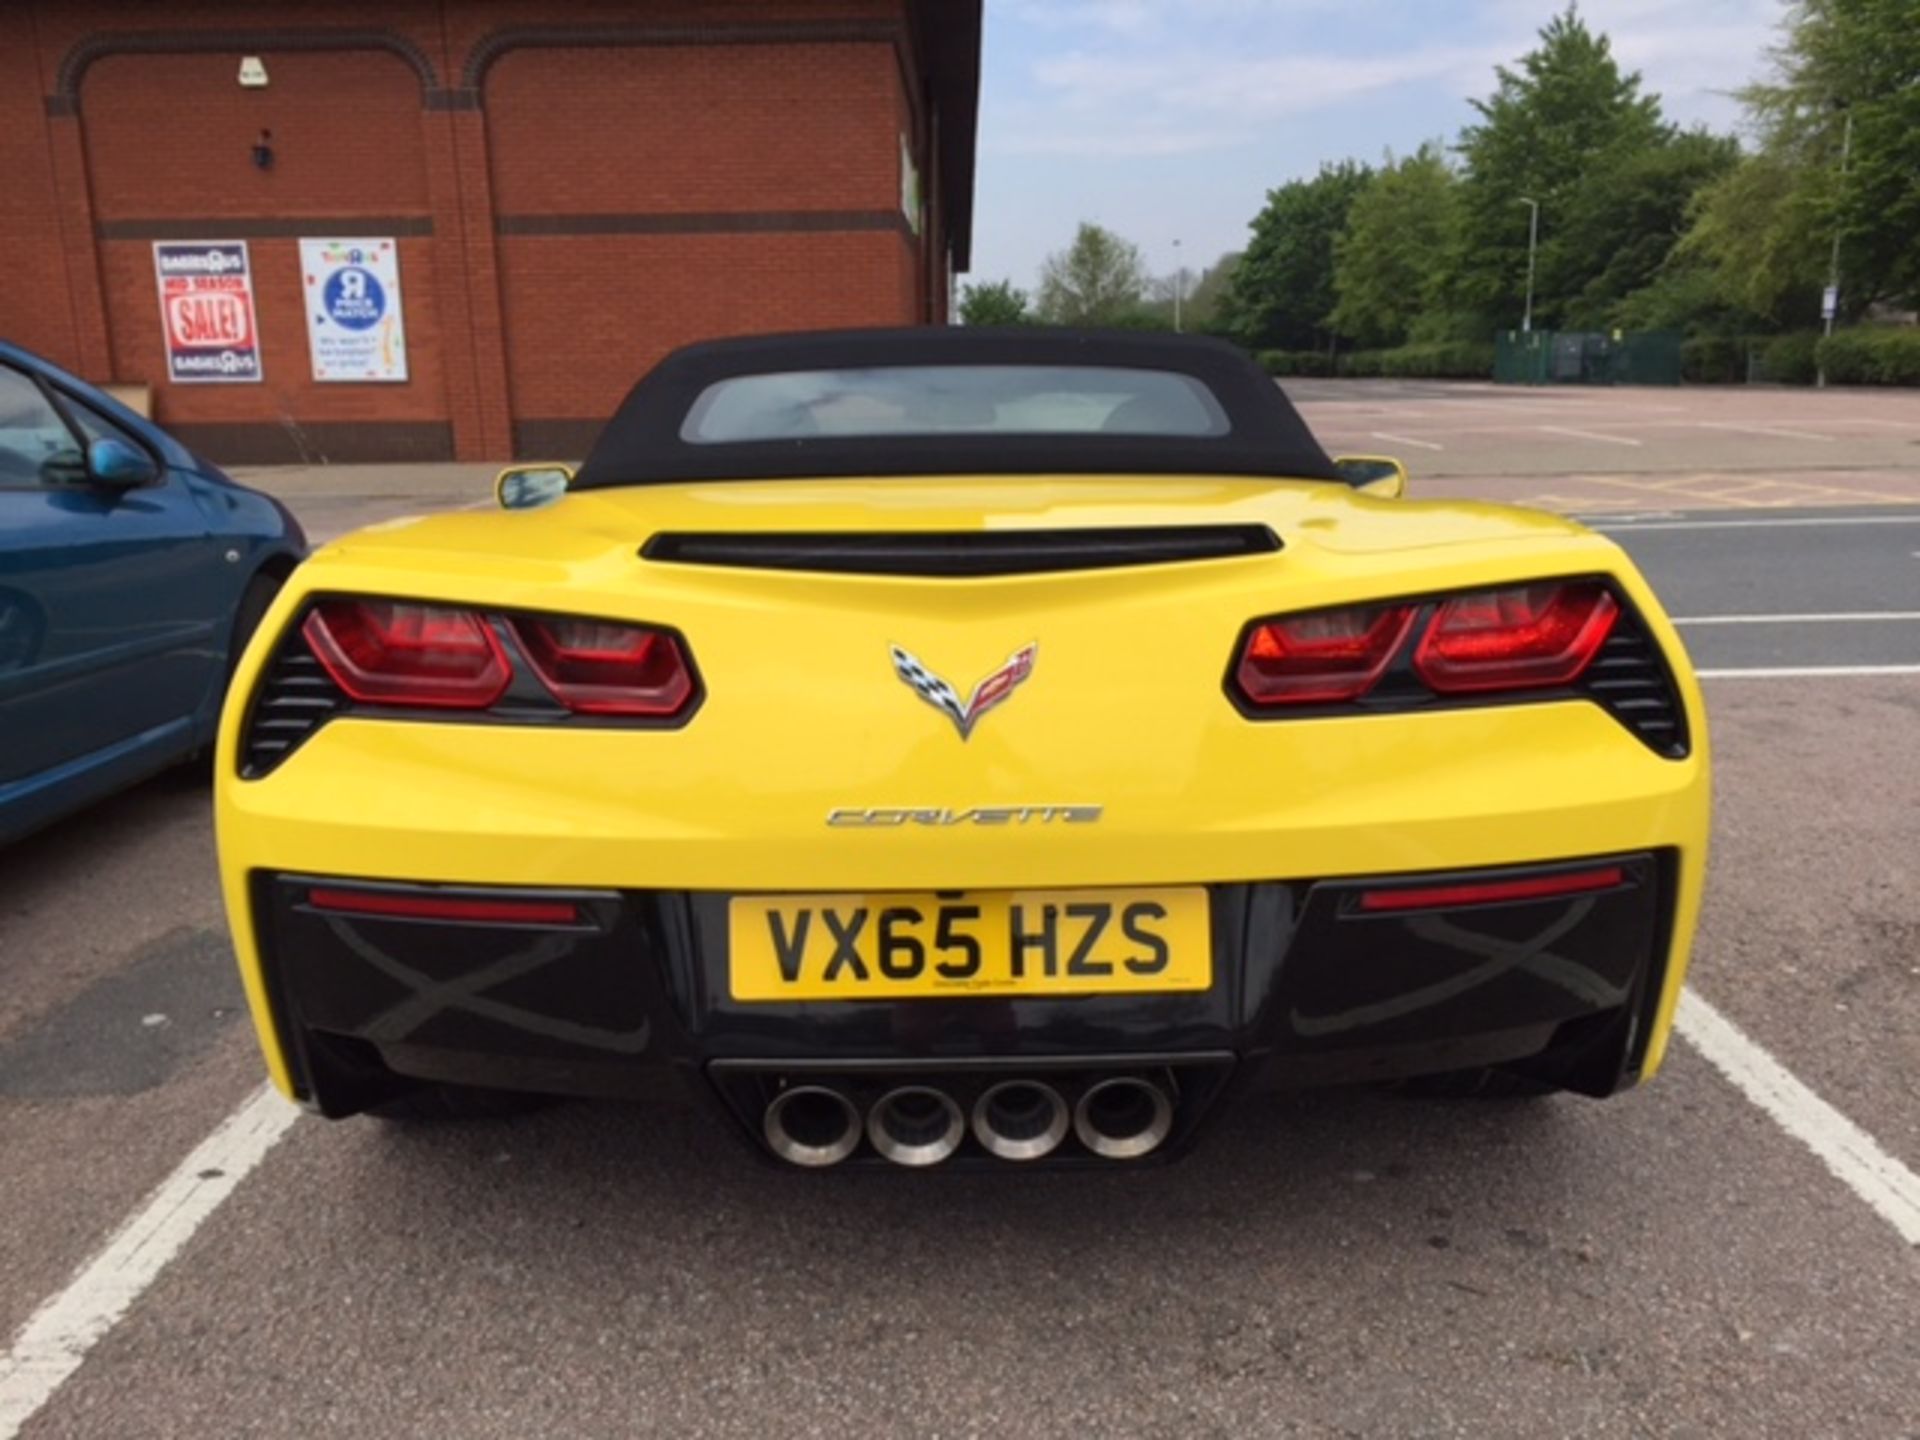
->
[[152, 241, 262, 384]]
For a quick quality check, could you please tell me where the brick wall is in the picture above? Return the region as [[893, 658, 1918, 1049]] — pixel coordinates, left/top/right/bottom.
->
[[0, 15, 80, 373], [487, 37, 916, 452], [0, 0, 953, 464], [82, 48, 452, 460]]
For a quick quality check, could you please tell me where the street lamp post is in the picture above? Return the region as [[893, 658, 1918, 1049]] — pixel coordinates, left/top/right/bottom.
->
[[1818, 107, 1854, 390], [1518, 197, 1540, 334], [1173, 238, 1183, 333]]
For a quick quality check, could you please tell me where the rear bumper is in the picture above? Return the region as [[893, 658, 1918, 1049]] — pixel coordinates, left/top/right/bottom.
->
[[252, 850, 1679, 1160]]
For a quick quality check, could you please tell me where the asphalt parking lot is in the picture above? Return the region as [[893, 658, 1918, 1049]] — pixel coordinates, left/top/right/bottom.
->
[[3, 381, 1918, 1438]]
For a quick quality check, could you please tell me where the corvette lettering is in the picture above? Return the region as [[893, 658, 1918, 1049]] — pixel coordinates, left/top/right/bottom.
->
[[827, 805, 1103, 827]]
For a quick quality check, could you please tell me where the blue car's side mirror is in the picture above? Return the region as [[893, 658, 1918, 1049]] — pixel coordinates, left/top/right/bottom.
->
[[86, 437, 159, 488]]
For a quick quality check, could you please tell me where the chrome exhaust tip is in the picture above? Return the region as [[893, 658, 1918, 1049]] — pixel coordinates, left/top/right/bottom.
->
[[970, 1079, 1070, 1162], [867, 1085, 965, 1167], [1073, 1076, 1174, 1160], [763, 1084, 861, 1168]]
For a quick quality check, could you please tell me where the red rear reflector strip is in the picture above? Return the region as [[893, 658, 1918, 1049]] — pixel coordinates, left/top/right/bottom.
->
[[1358, 866, 1625, 913], [306, 888, 580, 925]]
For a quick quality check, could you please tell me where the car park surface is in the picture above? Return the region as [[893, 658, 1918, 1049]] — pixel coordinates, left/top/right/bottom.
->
[[3, 380, 1917, 1437]]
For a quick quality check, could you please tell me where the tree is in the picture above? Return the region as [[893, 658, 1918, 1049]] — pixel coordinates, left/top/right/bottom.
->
[[1128, 254, 1239, 332], [1679, 151, 1826, 326], [1445, 7, 1669, 331], [1699, 0, 1920, 315], [1557, 129, 1741, 329], [1185, 252, 1241, 333], [1034, 223, 1149, 325], [1217, 162, 1371, 351], [957, 279, 1030, 326], [1330, 146, 1457, 348]]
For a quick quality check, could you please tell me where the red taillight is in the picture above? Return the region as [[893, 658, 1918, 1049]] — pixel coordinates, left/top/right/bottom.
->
[[1413, 582, 1618, 693], [303, 600, 510, 709], [1235, 603, 1416, 705], [511, 617, 695, 717], [1358, 865, 1626, 912], [307, 887, 579, 925]]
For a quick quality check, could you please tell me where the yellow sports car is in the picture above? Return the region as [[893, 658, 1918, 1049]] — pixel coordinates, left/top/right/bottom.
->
[[216, 329, 1709, 1167]]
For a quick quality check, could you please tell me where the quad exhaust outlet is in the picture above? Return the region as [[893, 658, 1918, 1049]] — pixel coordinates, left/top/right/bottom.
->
[[867, 1085, 967, 1167], [757, 1073, 1177, 1166], [762, 1084, 862, 1168], [970, 1079, 1070, 1161], [1072, 1076, 1174, 1160]]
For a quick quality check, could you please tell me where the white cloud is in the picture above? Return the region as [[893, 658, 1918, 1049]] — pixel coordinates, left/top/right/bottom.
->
[[991, 0, 1164, 35], [982, 42, 1503, 161], [985, 0, 1784, 155], [1029, 44, 1503, 119]]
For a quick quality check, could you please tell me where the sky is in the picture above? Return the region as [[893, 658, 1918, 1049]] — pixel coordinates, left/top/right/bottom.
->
[[968, 0, 1791, 289]]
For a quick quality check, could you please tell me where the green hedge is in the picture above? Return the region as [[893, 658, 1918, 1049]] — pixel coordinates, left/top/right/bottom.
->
[[1681, 329, 1916, 386], [1756, 332, 1821, 386], [1256, 349, 1335, 377], [1681, 336, 1744, 384], [1340, 342, 1494, 379], [1816, 328, 1920, 386]]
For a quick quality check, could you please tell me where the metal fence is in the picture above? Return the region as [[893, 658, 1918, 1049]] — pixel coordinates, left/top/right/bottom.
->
[[1495, 330, 1682, 386]]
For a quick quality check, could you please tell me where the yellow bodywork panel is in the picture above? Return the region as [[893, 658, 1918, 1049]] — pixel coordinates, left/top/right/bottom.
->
[[216, 475, 1710, 1099]]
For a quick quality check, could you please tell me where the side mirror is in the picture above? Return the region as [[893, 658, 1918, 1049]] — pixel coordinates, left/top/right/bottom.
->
[[1333, 454, 1407, 499], [495, 463, 573, 511], [86, 437, 159, 488]]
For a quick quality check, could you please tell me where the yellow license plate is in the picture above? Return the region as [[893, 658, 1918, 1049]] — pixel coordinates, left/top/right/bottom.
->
[[728, 888, 1211, 1001]]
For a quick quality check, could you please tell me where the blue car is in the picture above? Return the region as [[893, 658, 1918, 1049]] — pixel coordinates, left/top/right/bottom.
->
[[0, 341, 305, 843]]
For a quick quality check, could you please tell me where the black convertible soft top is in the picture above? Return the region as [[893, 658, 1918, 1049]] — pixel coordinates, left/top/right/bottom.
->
[[570, 328, 1341, 488]]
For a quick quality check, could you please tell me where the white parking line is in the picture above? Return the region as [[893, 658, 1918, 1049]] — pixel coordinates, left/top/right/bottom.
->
[[1596, 515, 1920, 533], [1537, 425, 1643, 447], [1698, 664, 1920, 679], [1675, 612, 1920, 626], [1677, 990, 1920, 1247], [1696, 421, 1834, 442], [1370, 431, 1443, 451], [0, 1085, 299, 1437]]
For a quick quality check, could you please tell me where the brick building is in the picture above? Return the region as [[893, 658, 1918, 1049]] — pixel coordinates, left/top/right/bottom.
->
[[0, 1, 980, 462]]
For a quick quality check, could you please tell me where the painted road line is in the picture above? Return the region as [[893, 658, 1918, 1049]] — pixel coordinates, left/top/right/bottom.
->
[[0, 1085, 299, 1437], [1675, 612, 1920, 625], [1370, 431, 1443, 451], [1698, 665, 1920, 679], [1596, 515, 1920, 533], [1696, 421, 1834, 443], [1537, 425, 1644, 447], [1677, 990, 1920, 1247]]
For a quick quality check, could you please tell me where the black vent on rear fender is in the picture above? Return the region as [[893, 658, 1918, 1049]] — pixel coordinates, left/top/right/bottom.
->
[[1576, 609, 1689, 758], [639, 525, 1281, 577], [239, 627, 346, 779]]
